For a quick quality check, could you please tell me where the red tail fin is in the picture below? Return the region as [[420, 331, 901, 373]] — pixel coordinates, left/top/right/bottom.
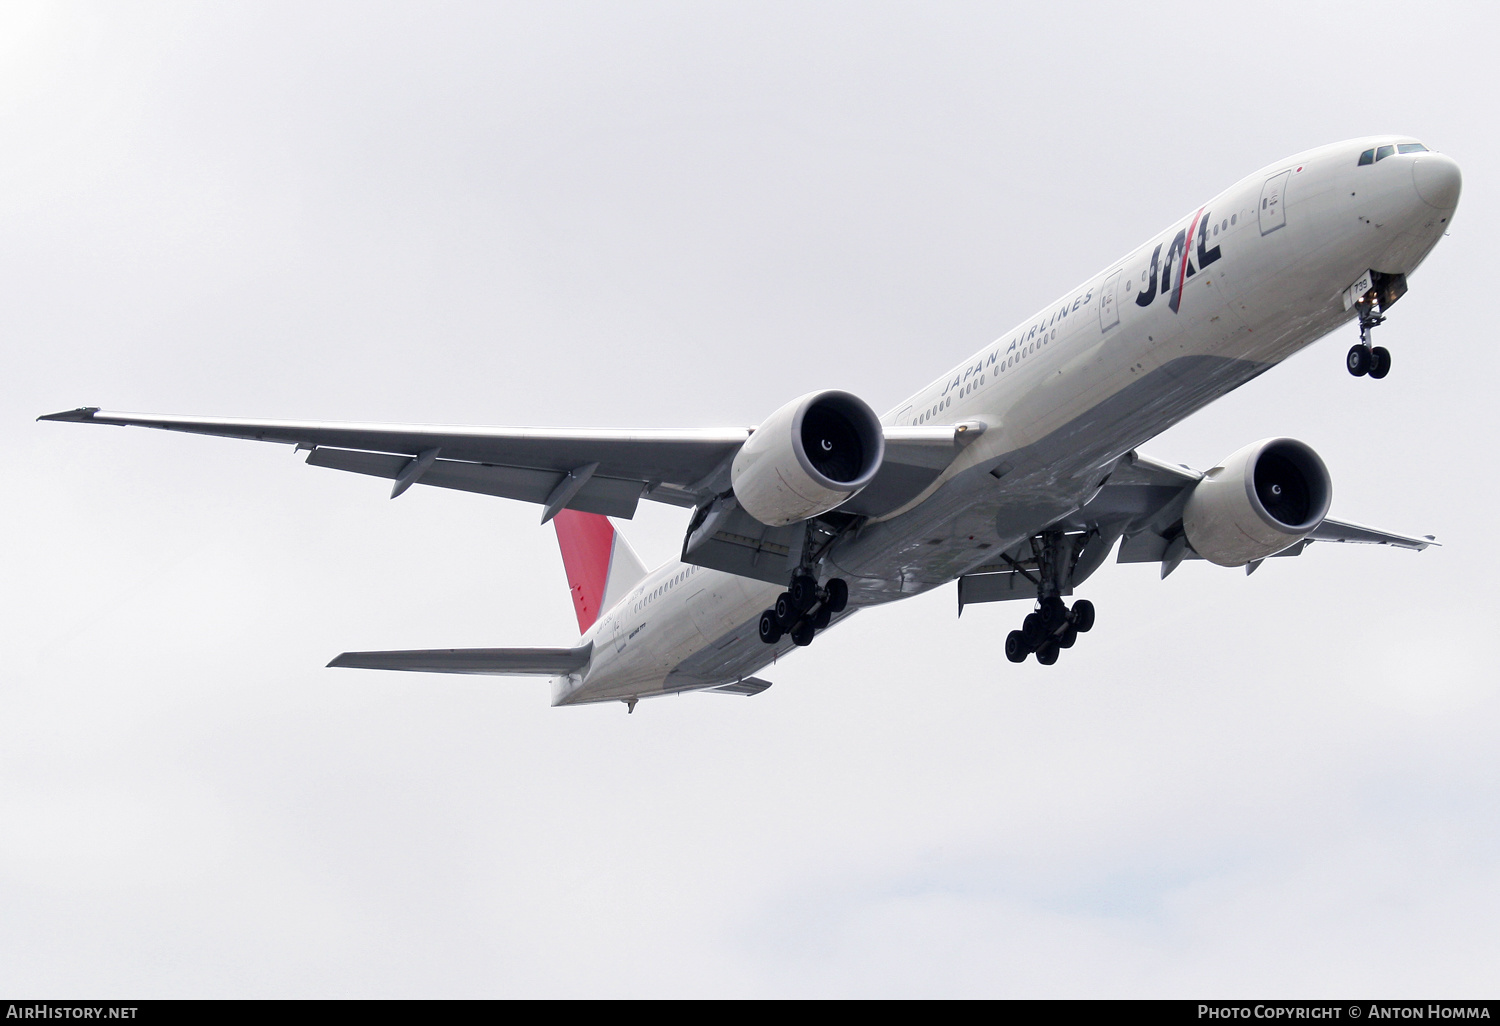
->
[[552, 510, 649, 634]]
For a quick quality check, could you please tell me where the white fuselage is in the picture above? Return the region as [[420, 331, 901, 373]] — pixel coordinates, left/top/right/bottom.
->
[[553, 136, 1460, 706]]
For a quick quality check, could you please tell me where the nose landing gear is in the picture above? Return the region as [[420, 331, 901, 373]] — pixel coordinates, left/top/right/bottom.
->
[[1344, 271, 1406, 379], [1347, 336, 1391, 380], [757, 573, 848, 647]]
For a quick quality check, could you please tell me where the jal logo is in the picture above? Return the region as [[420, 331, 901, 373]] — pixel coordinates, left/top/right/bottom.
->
[[1134, 206, 1222, 314]]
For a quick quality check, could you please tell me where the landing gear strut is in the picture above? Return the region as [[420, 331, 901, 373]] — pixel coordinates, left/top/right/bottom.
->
[[1003, 530, 1097, 666], [1346, 274, 1402, 380], [758, 573, 848, 646]]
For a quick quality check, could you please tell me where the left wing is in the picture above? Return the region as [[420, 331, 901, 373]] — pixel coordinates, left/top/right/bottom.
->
[[957, 449, 1434, 609]]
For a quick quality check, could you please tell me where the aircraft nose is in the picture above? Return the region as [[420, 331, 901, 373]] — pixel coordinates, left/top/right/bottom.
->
[[1412, 152, 1462, 210]]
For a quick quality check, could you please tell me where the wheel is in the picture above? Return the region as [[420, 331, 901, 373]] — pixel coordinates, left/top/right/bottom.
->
[[1005, 630, 1028, 663], [1071, 599, 1095, 633], [790, 574, 819, 611], [758, 610, 783, 644], [1369, 346, 1391, 379], [774, 592, 797, 628], [1040, 595, 1068, 629], [791, 622, 816, 647], [1059, 625, 1078, 649], [1036, 640, 1060, 665], [825, 577, 849, 613], [812, 605, 832, 629], [1347, 344, 1370, 376], [1022, 612, 1045, 647]]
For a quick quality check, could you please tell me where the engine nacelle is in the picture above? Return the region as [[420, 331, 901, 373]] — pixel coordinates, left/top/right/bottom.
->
[[1182, 438, 1332, 567], [731, 390, 884, 526]]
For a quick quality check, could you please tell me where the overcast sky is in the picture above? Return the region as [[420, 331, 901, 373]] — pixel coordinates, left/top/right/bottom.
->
[[5, 0, 1498, 998]]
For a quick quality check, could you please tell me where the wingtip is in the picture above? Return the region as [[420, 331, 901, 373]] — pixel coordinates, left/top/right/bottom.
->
[[37, 406, 101, 423], [327, 653, 354, 668]]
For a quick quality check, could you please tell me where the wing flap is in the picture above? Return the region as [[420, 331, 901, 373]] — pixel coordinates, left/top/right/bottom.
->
[[704, 677, 773, 697], [328, 643, 592, 676], [306, 447, 646, 518]]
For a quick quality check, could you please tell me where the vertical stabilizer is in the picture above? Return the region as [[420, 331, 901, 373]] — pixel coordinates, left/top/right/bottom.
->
[[552, 510, 650, 634]]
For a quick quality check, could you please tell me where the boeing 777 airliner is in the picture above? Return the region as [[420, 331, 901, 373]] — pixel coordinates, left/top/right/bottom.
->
[[42, 136, 1462, 711]]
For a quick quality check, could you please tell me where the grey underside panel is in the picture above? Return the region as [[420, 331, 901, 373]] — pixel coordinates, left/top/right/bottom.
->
[[839, 461, 944, 517], [328, 644, 592, 675], [307, 447, 646, 518]]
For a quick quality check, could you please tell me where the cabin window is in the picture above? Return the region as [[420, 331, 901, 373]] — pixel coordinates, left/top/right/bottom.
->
[[1398, 143, 1428, 154]]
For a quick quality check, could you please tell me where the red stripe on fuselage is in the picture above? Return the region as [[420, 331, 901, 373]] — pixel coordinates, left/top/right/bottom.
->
[[552, 510, 616, 634], [1173, 206, 1206, 312]]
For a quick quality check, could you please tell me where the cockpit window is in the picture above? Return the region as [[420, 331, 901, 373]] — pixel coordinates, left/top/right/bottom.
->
[[1358, 148, 1375, 166], [1375, 145, 1395, 161], [1397, 142, 1428, 154]]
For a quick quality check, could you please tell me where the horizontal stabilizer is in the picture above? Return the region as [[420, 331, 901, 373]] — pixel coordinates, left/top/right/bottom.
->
[[328, 643, 591, 676]]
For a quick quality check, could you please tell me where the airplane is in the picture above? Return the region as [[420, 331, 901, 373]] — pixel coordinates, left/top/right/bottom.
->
[[41, 135, 1461, 712]]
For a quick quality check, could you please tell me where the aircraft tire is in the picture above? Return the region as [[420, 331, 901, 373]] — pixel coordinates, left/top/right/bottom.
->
[[1059, 625, 1078, 649], [790, 574, 819, 611], [1072, 599, 1095, 633], [791, 622, 816, 647], [774, 592, 797, 628], [758, 610, 783, 644], [825, 578, 849, 613], [1347, 344, 1370, 376], [1022, 612, 1045, 648], [1004, 631, 1028, 663], [1036, 641, 1060, 665], [1369, 346, 1391, 379]]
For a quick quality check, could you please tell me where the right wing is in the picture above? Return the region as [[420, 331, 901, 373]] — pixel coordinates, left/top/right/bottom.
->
[[40, 407, 750, 518], [328, 644, 592, 676], [39, 407, 969, 522]]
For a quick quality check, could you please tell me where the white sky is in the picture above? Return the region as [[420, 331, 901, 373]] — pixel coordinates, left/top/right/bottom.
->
[[4, 0, 1498, 998]]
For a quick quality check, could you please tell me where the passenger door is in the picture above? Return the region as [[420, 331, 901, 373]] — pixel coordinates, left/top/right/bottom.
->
[[1259, 170, 1290, 235]]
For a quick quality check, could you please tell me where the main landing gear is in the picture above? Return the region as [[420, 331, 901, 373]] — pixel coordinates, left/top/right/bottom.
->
[[1003, 529, 1096, 666], [757, 573, 848, 647], [1004, 596, 1094, 665]]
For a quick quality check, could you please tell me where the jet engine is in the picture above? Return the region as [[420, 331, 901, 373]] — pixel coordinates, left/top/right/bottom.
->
[[731, 390, 885, 526], [1182, 438, 1332, 567]]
